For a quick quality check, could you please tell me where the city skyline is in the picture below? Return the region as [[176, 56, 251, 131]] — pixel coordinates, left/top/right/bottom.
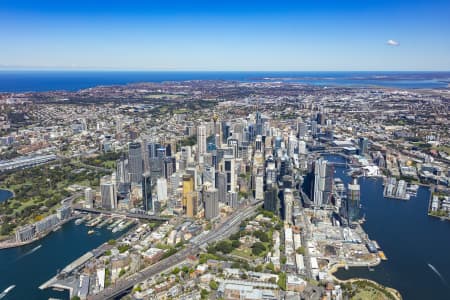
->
[[1, 0, 449, 71]]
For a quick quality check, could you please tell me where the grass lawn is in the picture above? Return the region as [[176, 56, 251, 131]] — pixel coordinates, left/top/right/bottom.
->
[[351, 287, 392, 300]]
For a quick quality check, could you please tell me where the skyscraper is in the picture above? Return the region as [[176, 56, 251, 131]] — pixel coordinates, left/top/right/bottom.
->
[[216, 172, 227, 203], [101, 179, 117, 210], [157, 177, 168, 203], [142, 173, 153, 212], [313, 157, 330, 207], [359, 137, 369, 156], [264, 182, 278, 213], [128, 142, 143, 185], [256, 111, 263, 136], [197, 124, 207, 159], [223, 154, 236, 193], [284, 188, 293, 224], [342, 177, 361, 224], [203, 183, 219, 220], [182, 174, 194, 212], [311, 120, 318, 137], [255, 174, 264, 201]]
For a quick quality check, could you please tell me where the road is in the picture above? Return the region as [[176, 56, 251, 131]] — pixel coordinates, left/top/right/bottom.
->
[[88, 201, 261, 300], [72, 205, 170, 221]]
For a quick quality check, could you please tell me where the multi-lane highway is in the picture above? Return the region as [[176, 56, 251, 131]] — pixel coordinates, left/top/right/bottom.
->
[[88, 201, 261, 300]]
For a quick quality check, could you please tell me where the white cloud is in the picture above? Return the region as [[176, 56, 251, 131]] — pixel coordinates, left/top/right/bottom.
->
[[386, 39, 400, 46]]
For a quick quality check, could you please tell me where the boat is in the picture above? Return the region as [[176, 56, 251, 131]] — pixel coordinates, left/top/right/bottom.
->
[[0, 285, 15, 299], [88, 230, 95, 235], [378, 251, 388, 261], [372, 240, 381, 249], [75, 218, 84, 225]]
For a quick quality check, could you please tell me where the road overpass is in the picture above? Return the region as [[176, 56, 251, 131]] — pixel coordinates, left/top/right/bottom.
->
[[72, 205, 170, 222]]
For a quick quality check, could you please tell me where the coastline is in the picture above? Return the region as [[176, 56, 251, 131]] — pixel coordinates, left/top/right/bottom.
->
[[0, 215, 80, 250], [329, 263, 402, 300], [0, 187, 15, 200]]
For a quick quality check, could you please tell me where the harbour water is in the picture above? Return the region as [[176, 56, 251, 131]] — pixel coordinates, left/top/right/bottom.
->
[[326, 155, 450, 300], [0, 189, 13, 204], [0, 219, 122, 300]]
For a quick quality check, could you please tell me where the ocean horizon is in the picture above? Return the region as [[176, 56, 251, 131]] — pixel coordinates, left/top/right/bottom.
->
[[0, 70, 449, 92]]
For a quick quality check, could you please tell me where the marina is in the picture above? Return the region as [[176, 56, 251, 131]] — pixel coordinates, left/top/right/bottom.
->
[[383, 177, 410, 200], [0, 219, 123, 300]]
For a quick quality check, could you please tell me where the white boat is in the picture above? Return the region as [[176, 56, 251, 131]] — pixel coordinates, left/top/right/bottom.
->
[[0, 285, 15, 299]]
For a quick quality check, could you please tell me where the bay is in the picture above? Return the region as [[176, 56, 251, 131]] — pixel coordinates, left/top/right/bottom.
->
[[325, 155, 450, 300], [0, 219, 122, 300]]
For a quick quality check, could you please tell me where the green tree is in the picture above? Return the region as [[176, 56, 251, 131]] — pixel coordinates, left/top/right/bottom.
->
[[209, 280, 218, 290], [296, 246, 305, 255], [216, 240, 233, 254], [277, 272, 287, 290], [251, 242, 266, 256]]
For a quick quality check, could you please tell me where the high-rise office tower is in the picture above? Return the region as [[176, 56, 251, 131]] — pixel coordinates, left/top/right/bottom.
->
[[213, 113, 221, 147], [84, 187, 95, 208], [223, 154, 236, 193], [279, 155, 289, 178], [256, 111, 263, 136], [297, 119, 307, 138], [203, 183, 219, 220], [182, 174, 194, 212], [142, 173, 153, 212], [101, 179, 117, 210], [342, 178, 361, 223], [298, 140, 307, 155], [313, 158, 333, 206], [186, 191, 198, 218], [147, 141, 161, 159], [359, 137, 369, 155], [255, 135, 263, 153], [313, 158, 326, 206], [227, 138, 239, 158], [128, 142, 143, 185], [197, 124, 207, 159], [255, 174, 264, 201], [264, 182, 278, 213], [116, 153, 129, 183], [157, 177, 168, 203], [222, 121, 231, 144], [202, 165, 215, 185], [163, 157, 176, 179], [216, 172, 227, 203], [284, 188, 293, 224], [311, 120, 318, 137], [274, 136, 283, 152], [288, 135, 298, 157]]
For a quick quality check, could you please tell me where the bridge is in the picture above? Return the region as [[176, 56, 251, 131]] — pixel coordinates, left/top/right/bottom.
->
[[72, 205, 170, 221]]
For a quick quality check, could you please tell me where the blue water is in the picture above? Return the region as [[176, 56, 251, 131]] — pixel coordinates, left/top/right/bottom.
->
[[0, 189, 13, 203], [324, 155, 450, 300], [0, 71, 449, 92], [0, 219, 122, 300]]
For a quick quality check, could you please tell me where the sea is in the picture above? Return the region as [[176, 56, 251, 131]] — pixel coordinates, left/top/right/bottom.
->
[[0, 71, 449, 92], [0, 73, 450, 299]]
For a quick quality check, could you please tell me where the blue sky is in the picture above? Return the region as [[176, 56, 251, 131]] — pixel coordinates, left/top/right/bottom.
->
[[0, 0, 449, 71]]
